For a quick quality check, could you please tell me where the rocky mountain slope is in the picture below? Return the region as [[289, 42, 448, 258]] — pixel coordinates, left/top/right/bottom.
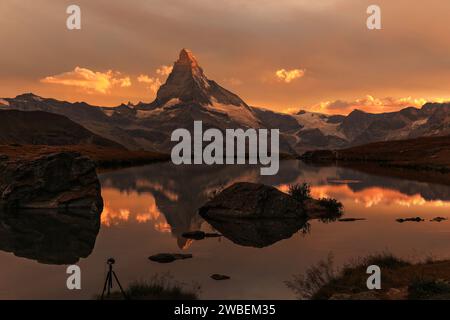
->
[[1, 49, 450, 154]]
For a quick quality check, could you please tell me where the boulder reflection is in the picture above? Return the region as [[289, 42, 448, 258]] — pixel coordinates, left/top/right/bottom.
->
[[0, 209, 100, 264]]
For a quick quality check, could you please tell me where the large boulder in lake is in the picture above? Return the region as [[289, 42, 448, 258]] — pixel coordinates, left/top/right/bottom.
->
[[0, 152, 103, 211], [198, 182, 343, 247], [199, 182, 305, 219]]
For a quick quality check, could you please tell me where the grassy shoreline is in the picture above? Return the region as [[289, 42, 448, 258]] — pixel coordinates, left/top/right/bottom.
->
[[286, 253, 450, 300], [0, 144, 171, 170], [300, 135, 450, 174]]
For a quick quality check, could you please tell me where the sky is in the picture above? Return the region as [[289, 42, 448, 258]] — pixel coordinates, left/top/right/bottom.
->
[[1, 0, 450, 114]]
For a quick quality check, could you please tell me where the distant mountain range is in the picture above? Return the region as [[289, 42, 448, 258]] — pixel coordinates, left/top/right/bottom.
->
[[1, 49, 449, 155]]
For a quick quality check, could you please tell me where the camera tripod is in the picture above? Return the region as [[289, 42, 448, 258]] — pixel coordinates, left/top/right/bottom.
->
[[101, 258, 128, 300]]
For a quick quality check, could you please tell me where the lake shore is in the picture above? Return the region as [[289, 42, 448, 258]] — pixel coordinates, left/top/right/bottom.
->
[[300, 135, 450, 174], [291, 253, 450, 300], [0, 144, 171, 170]]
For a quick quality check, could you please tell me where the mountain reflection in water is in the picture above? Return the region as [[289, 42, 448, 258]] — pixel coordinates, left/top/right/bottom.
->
[[99, 160, 450, 249], [1, 160, 450, 299]]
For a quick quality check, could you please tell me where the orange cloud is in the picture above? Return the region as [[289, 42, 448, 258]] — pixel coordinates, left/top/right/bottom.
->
[[137, 74, 162, 93], [138, 65, 173, 94], [41, 67, 131, 94], [101, 207, 130, 227], [275, 68, 305, 83], [276, 183, 450, 209], [154, 222, 172, 233], [310, 184, 450, 209], [156, 65, 173, 76], [100, 188, 170, 233], [305, 95, 450, 115]]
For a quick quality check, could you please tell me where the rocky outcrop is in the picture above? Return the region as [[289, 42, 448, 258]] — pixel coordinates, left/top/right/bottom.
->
[[396, 217, 424, 223], [154, 49, 249, 108], [0, 152, 103, 211], [199, 182, 305, 219], [211, 274, 231, 281], [198, 182, 342, 247], [181, 231, 222, 240], [148, 253, 193, 263]]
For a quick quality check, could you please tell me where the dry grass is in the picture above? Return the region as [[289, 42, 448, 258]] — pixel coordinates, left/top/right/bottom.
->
[[0, 144, 169, 168], [287, 252, 450, 300], [99, 273, 201, 300]]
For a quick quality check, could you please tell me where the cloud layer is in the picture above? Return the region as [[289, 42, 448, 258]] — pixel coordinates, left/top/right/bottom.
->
[[305, 95, 448, 115], [275, 69, 305, 83], [3, 0, 450, 109], [41, 67, 131, 94], [137, 74, 162, 93]]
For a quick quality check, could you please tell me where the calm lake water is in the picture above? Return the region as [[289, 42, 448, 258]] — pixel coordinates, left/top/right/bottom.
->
[[1, 160, 450, 299]]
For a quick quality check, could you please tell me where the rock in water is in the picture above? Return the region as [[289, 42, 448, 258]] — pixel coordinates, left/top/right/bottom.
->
[[182, 231, 207, 240], [148, 253, 193, 263], [0, 152, 103, 211], [199, 182, 305, 219], [211, 274, 231, 281], [396, 217, 424, 223], [431, 217, 448, 222], [182, 231, 222, 240], [338, 218, 366, 222]]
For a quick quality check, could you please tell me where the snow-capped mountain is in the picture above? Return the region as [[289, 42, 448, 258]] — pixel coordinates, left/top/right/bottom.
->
[[136, 50, 260, 121], [1, 49, 450, 154]]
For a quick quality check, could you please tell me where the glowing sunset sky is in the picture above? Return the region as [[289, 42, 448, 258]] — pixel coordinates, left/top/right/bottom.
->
[[1, 0, 450, 114]]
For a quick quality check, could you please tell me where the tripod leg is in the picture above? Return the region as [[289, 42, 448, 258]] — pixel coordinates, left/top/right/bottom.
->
[[112, 271, 129, 300], [108, 271, 113, 296], [101, 272, 111, 300]]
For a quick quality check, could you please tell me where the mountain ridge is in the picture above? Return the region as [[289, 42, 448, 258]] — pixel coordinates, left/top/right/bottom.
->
[[0, 109, 124, 148], [1, 49, 450, 154]]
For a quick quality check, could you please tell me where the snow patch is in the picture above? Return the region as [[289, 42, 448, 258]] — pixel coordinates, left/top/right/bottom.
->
[[411, 118, 428, 129], [205, 98, 260, 128], [136, 99, 181, 119], [293, 111, 345, 138], [103, 110, 114, 117], [163, 98, 181, 108]]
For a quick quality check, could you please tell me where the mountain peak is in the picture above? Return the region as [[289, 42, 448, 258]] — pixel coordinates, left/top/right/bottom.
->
[[152, 49, 248, 108], [15, 93, 45, 102], [177, 48, 199, 68]]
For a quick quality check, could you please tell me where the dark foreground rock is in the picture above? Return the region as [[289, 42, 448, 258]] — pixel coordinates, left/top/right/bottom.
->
[[211, 274, 231, 281], [148, 253, 193, 263], [199, 182, 305, 219], [182, 231, 222, 240], [199, 182, 343, 247], [0, 208, 100, 264], [396, 217, 424, 223], [431, 217, 448, 222], [0, 152, 103, 211], [338, 218, 366, 222]]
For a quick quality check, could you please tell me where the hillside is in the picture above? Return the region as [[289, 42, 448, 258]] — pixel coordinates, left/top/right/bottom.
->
[[301, 135, 450, 172], [0, 144, 169, 169], [0, 110, 124, 148]]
